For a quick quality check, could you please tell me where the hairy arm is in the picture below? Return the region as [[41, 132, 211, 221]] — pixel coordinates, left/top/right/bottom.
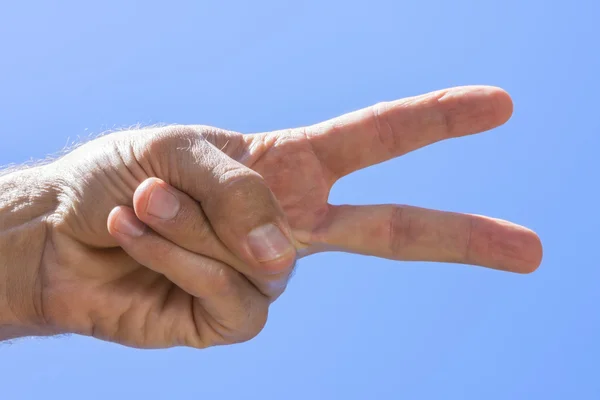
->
[[0, 166, 59, 341]]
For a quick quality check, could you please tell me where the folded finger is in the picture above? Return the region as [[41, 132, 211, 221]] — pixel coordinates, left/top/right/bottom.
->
[[132, 177, 291, 299], [107, 206, 269, 344]]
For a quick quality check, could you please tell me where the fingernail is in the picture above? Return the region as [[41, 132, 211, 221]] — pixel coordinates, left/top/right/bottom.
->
[[114, 210, 145, 237], [147, 185, 180, 220], [248, 224, 294, 262]]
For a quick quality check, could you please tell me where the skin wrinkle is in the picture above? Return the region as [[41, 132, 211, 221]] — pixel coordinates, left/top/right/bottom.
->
[[193, 299, 226, 348], [244, 132, 279, 169], [86, 269, 136, 337], [1, 169, 59, 333], [295, 126, 340, 188], [33, 219, 53, 330], [190, 296, 207, 348], [372, 102, 398, 160], [158, 285, 178, 347], [38, 228, 68, 330], [57, 178, 109, 247], [112, 142, 145, 194], [93, 268, 150, 345], [388, 206, 406, 258], [97, 164, 130, 206], [132, 136, 161, 183], [464, 216, 475, 266], [158, 281, 176, 333], [435, 91, 455, 138], [246, 130, 328, 236]]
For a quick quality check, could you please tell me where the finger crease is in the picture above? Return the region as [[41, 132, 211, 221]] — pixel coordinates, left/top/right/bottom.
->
[[388, 206, 406, 256], [464, 218, 475, 264], [372, 104, 397, 159]]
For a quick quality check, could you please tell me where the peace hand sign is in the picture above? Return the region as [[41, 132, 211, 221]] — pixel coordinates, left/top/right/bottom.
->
[[240, 85, 541, 272]]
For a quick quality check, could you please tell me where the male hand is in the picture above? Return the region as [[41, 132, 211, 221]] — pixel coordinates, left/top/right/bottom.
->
[[1, 86, 542, 349], [242, 86, 542, 269]]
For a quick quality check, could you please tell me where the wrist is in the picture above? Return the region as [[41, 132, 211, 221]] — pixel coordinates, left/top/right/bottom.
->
[[0, 164, 61, 340]]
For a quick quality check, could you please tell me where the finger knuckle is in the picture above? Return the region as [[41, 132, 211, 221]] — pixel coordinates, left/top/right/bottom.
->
[[371, 102, 398, 158], [209, 267, 239, 298], [141, 126, 209, 180], [219, 168, 265, 193], [199, 301, 268, 347], [214, 169, 272, 213], [145, 126, 196, 154], [231, 303, 269, 344]]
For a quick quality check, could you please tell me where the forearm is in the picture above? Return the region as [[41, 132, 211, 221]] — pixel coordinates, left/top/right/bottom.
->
[[0, 166, 59, 340]]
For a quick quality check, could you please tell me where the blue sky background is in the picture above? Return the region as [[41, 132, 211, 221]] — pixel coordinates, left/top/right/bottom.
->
[[1, 1, 599, 398]]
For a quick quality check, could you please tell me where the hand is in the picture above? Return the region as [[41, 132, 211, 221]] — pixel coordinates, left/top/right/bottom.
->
[[237, 85, 542, 270], [104, 85, 541, 348], [0, 85, 542, 350], [19, 126, 298, 348]]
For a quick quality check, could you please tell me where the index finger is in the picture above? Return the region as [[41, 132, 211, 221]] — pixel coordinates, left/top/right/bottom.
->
[[305, 86, 513, 180]]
